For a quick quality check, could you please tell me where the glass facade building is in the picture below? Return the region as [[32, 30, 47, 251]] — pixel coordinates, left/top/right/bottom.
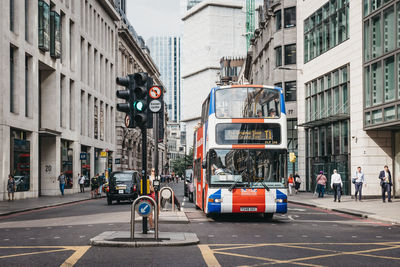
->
[[147, 36, 181, 122], [304, 0, 350, 63], [363, 0, 400, 129], [301, 65, 350, 194]]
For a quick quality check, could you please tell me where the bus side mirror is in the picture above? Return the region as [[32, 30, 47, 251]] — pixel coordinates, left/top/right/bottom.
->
[[202, 160, 207, 169]]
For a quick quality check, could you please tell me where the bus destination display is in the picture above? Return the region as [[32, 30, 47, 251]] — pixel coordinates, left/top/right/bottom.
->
[[216, 123, 281, 145]]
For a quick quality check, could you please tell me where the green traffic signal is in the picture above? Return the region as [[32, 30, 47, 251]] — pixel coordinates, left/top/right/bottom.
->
[[134, 101, 144, 112]]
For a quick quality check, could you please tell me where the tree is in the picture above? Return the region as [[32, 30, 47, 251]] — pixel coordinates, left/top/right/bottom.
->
[[171, 148, 193, 177]]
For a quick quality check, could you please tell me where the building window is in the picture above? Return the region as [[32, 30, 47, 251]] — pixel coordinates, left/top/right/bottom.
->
[[304, 0, 349, 62], [285, 81, 296, 101], [365, 66, 371, 107], [372, 14, 382, 59], [10, 46, 15, 113], [275, 10, 282, 31], [384, 56, 395, 102], [25, 0, 29, 40], [371, 61, 383, 106], [284, 44, 296, 65], [10, 0, 14, 32], [38, 0, 50, 51], [50, 11, 61, 58], [384, 106, 396, 121], [284, 7, 296, 28], [275, 46, 282, 67], [383, 6, 395, 53], [305, 64, 349, 122]]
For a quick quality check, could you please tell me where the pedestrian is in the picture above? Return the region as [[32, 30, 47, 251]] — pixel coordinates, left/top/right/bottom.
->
[[79, 173, 85, 193], [58, 171, 66, 196], [148, 180, 156, 234], [331, 169, 343, 202], [287, 174, 294, 196], [353, 167, 365, 201], [316, 171, 327, 198], [7, 174, 16, 201], [294, 173, 301, 194], [379, 165, 392, 203], [91, 174, 99, 198]]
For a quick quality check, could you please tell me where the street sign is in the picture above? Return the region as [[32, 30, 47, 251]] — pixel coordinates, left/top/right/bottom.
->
[[149, 86, 162, 99], [149, 100, 162, 113], [100, 151, 107, 158], [161, 189, 172, 199], [80, 153, 87, 160], [136, 200, 153, 217], [115, 158, 121, 164]]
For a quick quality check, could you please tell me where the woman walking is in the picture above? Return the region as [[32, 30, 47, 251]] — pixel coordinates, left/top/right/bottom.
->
[[7, 174, 16, 201], [287, 174, 294, 196]]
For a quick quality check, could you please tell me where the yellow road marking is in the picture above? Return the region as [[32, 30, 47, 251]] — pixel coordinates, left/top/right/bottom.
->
[[0, 248, 69, 259], [214, 251, 323, 267], [0, 246, 90, 266], [213, 244, 270, 251], [206, 242, 400, 267], [60, 246, 90, 267], [198, 245, 221, 267]]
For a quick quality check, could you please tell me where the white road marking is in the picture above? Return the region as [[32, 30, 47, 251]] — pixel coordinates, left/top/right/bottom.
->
[[288, 208, 306, 212], [25, 228, 30, 230], [352, 236, 357, 238], [208, 235, 214, 238], [312, 224, 318, 227], [68, 226, 72, 228], [3, 239, 10, 241], [87, 225, 93, 227], [5, 229, 10, 231], [54, 236, 60, 239], [47, 227, 52, 229], [288, 215, 295, 221], [232, 235, 238, 238], [333, 224, 338, 227], [29, 237, 35, 240], [79, 235, 86, 238], [108, 224, 114, 226], [302, 235, 308, 238], [325, 236, 332, 238], [376, 236, 382, 238], [277, 235, 283, 238], [199, 222, 204, 225], [254, 235, 261, 237]]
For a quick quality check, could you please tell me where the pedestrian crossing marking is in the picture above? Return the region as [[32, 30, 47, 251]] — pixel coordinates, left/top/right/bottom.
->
[[199, 242, 400, 267]]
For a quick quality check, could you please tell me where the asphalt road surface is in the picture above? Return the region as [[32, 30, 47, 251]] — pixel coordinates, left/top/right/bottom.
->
[[0, 180, 399, 266]]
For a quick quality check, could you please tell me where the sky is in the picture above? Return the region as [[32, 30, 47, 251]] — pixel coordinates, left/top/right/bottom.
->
[[126, 0, 182, 41]]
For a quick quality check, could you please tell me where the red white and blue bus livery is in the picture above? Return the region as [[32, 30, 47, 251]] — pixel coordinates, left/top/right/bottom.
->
[[193, 85, 288, 218]]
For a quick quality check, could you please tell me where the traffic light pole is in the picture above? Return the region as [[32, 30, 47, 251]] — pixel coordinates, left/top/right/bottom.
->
[[141, 126, 148, 234]]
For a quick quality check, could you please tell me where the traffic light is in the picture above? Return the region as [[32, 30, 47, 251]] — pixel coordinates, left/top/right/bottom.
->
[[132, 72, 153, 128], [116, 75, 134, 128]]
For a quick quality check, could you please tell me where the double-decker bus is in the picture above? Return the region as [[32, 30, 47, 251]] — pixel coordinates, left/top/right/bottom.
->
[[192, 85, 287, 218]]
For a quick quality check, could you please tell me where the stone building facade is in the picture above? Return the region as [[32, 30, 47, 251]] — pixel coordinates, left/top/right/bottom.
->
[[1, 0, 119, 199]]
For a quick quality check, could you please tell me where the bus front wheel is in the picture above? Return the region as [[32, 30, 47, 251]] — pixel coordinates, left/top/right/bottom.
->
[[263, 213, 273, 220]]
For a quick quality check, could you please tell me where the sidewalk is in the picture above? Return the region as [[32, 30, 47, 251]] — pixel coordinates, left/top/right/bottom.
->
[[288, 192, 400, 225], [0, 192, 94, 216]]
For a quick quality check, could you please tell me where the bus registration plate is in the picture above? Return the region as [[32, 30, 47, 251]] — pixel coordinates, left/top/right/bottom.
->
[[240, 207, 257, 212]]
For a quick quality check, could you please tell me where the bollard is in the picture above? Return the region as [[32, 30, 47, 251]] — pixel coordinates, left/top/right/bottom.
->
[[158, 187, 175, 212], [131, 196, 158, 240]]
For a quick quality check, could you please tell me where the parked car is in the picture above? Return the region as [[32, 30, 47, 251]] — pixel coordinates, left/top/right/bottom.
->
[[184, 169, 194, 202], [106, 171, 139, 205]]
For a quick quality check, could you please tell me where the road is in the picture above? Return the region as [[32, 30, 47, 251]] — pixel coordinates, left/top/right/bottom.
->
[[0, 181, 399, 266]]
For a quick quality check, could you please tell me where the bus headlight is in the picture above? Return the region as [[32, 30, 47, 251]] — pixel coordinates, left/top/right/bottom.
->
[[275, 199, 287, 203], [214, 199, 223, 203]]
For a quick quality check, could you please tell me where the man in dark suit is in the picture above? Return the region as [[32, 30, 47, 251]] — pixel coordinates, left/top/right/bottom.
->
[[379, 165, 392, 202]]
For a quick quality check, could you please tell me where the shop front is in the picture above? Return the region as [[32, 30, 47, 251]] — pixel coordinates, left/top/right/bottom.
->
[[10, 129, 31, 192], [61, 140, 73, 189]]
